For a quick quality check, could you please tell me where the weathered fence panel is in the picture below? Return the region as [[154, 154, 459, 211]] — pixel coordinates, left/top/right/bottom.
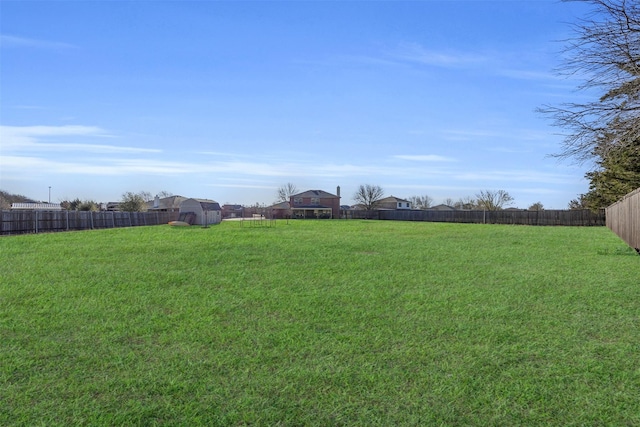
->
[[1, 211, 179, 236], [606, 188, 640, 251], [343, 209, 605, 226]]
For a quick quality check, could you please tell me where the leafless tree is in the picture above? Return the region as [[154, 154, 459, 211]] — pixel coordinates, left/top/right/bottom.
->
[[454, 196, 477, 210], [539, 0, 640, 162], [409, 194, 433, 209], [276, 182, 298, 203], [353, 184, 384, 215], [475, 190, 514, 211]]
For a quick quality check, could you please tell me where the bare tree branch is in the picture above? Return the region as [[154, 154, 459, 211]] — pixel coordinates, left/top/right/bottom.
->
[[353, 184, 385, 214], [276, 182, 298, 203], [540, 0, 640, 162]]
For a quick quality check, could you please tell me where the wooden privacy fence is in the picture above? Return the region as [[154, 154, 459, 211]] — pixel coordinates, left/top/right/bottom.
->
[[344, 209, 606, 226], [606, 188, 640, 251], [1, 210, 179, 236]]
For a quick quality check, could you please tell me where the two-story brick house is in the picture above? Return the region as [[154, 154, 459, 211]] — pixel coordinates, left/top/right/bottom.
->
[[290, 187, 341, 219]]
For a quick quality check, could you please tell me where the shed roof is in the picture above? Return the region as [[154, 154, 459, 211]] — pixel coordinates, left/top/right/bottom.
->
[[182, 198, 221, 211], [147, 195, 188, 210]]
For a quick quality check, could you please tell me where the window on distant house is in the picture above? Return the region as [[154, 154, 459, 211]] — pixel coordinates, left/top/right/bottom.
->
[[294, 197, 302, 205], [311, 197, 320, 205], [406, 202, 410, 208], [398, 202, 402, 208]]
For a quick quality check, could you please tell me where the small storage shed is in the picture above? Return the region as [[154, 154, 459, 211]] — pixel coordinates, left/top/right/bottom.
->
[[179, 198, 222, 226]]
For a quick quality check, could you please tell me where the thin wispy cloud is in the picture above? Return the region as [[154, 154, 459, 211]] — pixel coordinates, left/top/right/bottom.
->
[[441, 128, 550, 142], [207, 183, 278, 190], [0, 34, 77, 50], [498, 68, 558, 81], [388, 41, 566, 85], [454, 169, 577, 185], [393, 154, 455, 162], [391, 42, 487, 68], [0, 125, 160, 154], [11, 105, 46, 110]]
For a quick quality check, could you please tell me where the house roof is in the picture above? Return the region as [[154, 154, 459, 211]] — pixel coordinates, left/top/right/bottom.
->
[[185, 198, 221, 211], [292, 189, 339, 198], [147, 195, 188, 210], [11, 203, 62, 210], [378, 196, 410, 203], [430, 204, 456, 211], [269, 201, 290, 210]]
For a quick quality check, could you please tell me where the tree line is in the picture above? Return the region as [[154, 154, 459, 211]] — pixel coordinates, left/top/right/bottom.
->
[[540, 0, 640, 209], [276, 183, 543, 212]]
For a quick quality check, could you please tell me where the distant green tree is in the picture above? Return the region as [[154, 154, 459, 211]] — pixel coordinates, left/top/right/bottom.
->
[[0, 192, 9, 210], [538, 1, 640, 208], [78, 200, 99, 211], [62, 198, 100, 211], [568, 195, 589, 210], [120, 192, 148, 212], [0, 190, 32, 209], [528, 202, 544, 211], [579, 140, 640, 209]]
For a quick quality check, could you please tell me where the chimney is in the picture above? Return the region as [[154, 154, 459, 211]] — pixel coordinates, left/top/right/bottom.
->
[[336, 186, 341, 199], [154, 195, 160, 209]]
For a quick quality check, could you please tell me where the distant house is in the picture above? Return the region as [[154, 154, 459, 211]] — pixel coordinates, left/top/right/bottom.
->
[[222, 204, 244, 219], [11, 203, 62, 211], [268, 201, 291, 219], [430, 204, 456, 211], [290, 188, 341, 219], [179, 198, 222, 225], [147, 195, 187, 212], [106, 202, 120, 211], [376, 196, 412, 210]]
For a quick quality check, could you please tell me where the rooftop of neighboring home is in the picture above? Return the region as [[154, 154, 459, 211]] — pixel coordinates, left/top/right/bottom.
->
[[291, 189, 339, 198], [269, 201, 291, 209], [378, 195, 411, 203], [11, 203, 62, 210]]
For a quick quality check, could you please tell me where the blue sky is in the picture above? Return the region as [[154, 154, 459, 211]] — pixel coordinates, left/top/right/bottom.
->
[[1, 0, 595, 208]]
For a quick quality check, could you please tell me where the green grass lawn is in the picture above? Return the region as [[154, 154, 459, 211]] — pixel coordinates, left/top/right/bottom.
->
[[2, 220, 639, 426]]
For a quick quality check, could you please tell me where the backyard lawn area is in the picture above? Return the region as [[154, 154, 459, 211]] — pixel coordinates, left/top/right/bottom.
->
[[1, 220, 639, 425]]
